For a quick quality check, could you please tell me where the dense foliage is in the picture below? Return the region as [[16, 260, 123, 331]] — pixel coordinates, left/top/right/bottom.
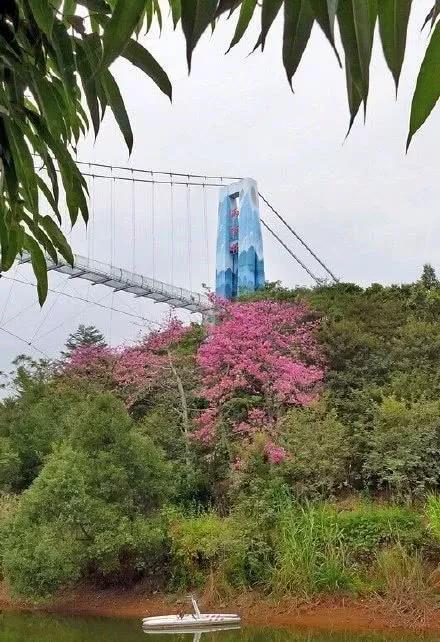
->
[[1, 2, 440, 300], [2, 267, 440, 600]]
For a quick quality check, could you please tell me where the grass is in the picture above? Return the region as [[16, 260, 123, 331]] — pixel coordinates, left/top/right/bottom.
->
[[270, 504, 357, 597]]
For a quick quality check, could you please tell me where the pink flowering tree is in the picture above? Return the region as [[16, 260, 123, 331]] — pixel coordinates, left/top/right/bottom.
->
[[195, 299, 325, 464]]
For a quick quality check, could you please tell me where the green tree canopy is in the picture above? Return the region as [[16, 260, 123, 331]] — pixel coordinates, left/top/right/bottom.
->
[[2, 393, 171, 597], [62, 324, 107, 358]]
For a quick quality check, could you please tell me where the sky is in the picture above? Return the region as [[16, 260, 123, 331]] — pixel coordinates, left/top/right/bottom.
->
[[1, 0, 439, 377]]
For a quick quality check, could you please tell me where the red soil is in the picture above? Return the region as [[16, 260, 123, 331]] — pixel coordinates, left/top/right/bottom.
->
[[1, 582, 439, 635]]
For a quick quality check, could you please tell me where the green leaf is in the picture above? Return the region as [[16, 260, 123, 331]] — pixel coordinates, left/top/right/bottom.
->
[[101, 69, 133, 152], [77, 0, 111, 11], [170, 0, 182, 28], [22, 213, 58, 264], [122, 40, 172, 101], [216, 0, 241, 17], [101, 0, 146, 69], [181, 0, 219, 70], [27, 110, 88, 226], [32, 76, 68, 141], [422, 1, 440, 31], [309, 0, 341, 66], [227, 0, 257, 51], [4, 121, 39, 214], [51, 20, 76, 94], [407, 22, 440, 149], [337, 0, 377, 122], [378, 0, 412, 92], [28, 0, 55, 37], [35, 176, 62, 224], [1, 223, 21, 272], [282, 0, 314, 88], [39, 216, 74, 266], [63, 0, 77, 18], [260, 0, 283, 51], [23, 233, 48, 305], [75, 40, 101, 137]]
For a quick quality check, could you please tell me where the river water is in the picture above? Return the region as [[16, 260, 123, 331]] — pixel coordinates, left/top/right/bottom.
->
[[0, 614, 437, 642]]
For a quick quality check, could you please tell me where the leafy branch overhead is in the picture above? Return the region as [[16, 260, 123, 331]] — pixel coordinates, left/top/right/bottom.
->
[[0, 1, 439, 303]]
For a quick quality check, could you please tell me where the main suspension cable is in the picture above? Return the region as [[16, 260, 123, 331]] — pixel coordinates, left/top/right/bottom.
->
[[259, 192, 339, 283], [260, 218, 323, 285]]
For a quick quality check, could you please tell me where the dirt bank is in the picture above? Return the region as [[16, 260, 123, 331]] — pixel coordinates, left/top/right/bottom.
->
[[1, 582, 439, 635]]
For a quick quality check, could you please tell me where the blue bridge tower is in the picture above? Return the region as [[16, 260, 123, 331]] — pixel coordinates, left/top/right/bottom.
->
[[215, 178, 265, 299]]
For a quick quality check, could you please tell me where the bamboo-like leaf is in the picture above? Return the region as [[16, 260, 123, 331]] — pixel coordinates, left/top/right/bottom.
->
[[63, 0, 77, 18], [28, 0, 55, 37], [4, 121, 39, 214], [422, 1, 440, 30], [32, 76, 68, 141], [27, 111, 88, 226], [181, 0, 219, 70], [39, 215, 74, 265], [259, 0, 283, 51], [170, 0, 182, 28], [337, 0, 377, 123], [282, 0, 314, 88], [216, 0, 241, 17], [345, 63, 362, 135], [378, 0, 411, 92], [101, 0, 146, 69], [52, 21, 76, 93], [77, 0, 111, 11], [23, 233, 48, 305], [1, 223, 21, 272], [75, 41, 101, 137], [35, 176, 62, 224], [309, 0, 341, 65], [22, 213, 58, 264], [153, 0, 163, 32], [101, 69, 133, 152], [407, 21, 440, 149], [0, 200, 9, 271], [227, 0, 257, 51], [122, 40, 172, 101]]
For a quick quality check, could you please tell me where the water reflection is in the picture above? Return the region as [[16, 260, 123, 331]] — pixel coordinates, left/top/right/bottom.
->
[[0, 612, 437, 642]]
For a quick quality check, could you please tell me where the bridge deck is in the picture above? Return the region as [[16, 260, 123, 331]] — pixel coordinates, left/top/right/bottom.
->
[[19, 253, 213, 315]]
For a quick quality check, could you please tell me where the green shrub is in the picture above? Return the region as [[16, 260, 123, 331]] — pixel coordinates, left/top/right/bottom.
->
[[168, 511, 243, 589], [336, 503, 427, 560], [278, 405, 350, 499], [363, 397, 440, 498], [2, 394, 172, 598]]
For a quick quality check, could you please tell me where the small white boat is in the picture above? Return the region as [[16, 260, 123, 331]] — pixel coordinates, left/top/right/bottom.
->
[[142, 596, 241, 631]]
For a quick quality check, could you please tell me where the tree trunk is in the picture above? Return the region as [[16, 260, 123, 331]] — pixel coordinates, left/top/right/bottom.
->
[[167, 350, 191, 466]]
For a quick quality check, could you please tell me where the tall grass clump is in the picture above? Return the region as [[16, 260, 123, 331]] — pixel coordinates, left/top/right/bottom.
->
[[0, 494, 18, 576], [373, 544, 434, 607], [270, 503, 356, 597], [427, 494, 440, 537]]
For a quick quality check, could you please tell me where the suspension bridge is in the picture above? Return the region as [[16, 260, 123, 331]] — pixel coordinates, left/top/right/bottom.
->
[[0, 160, 338, 360]]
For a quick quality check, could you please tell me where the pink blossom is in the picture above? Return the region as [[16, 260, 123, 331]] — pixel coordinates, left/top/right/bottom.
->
[[265, 441, 288, 464], [195, 299, 324, 447], [63, 320, 191, 407]]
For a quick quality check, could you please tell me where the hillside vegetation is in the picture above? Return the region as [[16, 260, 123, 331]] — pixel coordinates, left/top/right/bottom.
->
[[1, 265, 440, 602]]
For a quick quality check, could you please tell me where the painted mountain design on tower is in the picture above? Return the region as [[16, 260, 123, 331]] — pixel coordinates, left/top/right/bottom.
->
[[215, 178, 265, 299]]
